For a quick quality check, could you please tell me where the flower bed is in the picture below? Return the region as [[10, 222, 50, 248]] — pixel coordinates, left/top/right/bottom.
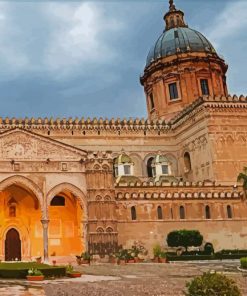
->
[[0, 262, 66, 279]]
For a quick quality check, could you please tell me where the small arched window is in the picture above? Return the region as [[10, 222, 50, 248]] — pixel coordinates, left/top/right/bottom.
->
[[157, 206, 163, 220], [184, 152, 192, 172], [205, 205, 211, 219], [131, 206, 137, 220], [51, 195, 65, 206], [147, 157, 154, 177], [227, 205, 233, 219], [179, 206, 185, 219]]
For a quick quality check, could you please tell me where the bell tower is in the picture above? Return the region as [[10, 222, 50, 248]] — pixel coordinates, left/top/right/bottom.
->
[[140, 1, 228, 121]]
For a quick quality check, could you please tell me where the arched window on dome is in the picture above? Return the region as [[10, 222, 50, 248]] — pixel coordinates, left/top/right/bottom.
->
[[149, 93, 155, 110], [227, 205, 233, 219], [205, 205, 211, 219], [184, 152, 192, 173], [51, 195, 65, 206], [147, 157, 155, 177], [131, 206, 137, 220], [157, 206, 163, 220], [200, 79, 210, 96], [179, 206, 185, 219]]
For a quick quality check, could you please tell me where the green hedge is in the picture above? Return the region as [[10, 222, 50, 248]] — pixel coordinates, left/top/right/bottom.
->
[[167, 253, 247, 261], [167, 254, 215, 261], [0, 262, 66, 279]]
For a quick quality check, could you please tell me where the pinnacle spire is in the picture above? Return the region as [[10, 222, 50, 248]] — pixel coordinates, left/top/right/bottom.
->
[[169, 0, 176, 11], [164, 0, 187, 31]]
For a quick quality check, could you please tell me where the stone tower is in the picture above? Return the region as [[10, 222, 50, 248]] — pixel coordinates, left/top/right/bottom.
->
[[140, 0, 228, 121]]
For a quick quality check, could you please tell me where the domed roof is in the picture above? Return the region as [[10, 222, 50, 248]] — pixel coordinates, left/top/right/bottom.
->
[[114, 153, 132, 165], [146, 27, 217, 67], [152, 154, 169, 164]]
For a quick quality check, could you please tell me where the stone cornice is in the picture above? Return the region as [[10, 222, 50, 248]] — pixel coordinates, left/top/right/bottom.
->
[[115, 183, 242, 201]]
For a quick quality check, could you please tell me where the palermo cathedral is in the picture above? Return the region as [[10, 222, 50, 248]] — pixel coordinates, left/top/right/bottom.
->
[[1, 0, 247, 262]]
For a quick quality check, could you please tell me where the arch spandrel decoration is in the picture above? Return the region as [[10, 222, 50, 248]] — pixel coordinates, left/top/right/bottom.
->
[[46, 182, 88, 220], [0, 175, 44, 212]]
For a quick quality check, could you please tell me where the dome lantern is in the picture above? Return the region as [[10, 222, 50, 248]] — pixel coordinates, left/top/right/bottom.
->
[[164, 0, 187, 31]]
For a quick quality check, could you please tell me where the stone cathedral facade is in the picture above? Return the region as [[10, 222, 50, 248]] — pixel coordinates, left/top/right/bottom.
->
[[0, 1, 247, 262]]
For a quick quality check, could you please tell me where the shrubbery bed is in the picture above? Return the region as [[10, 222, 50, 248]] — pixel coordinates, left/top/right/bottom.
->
[[0, 262, 66, 279]]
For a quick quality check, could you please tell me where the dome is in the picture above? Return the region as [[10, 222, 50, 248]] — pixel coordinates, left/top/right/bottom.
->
[[152, 154, 169, 164], [114, 154, 132, 165], [146, 27, 217, 68]]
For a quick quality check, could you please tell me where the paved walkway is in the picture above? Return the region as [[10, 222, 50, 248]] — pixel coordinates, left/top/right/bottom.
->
[[0, 262, 247, 295]]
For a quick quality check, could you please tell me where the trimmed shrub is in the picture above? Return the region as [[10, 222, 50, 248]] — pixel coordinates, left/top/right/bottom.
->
[[204, 242, 214, 255], [185, 272, 241, 296], [167, 230, 203, 251], [240, 257, 247, 269]]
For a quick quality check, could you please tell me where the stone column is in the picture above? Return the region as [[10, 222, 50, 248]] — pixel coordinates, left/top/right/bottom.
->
[[41, 219, 49, 263], [81, 220, 88, 251]]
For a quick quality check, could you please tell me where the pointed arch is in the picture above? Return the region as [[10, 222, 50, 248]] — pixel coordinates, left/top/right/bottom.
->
[[46, 182, 87, 219], [0, 175, 43, 208]]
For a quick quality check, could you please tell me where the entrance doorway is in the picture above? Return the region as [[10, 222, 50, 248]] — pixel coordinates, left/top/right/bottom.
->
[[5, 228, 21, 261]]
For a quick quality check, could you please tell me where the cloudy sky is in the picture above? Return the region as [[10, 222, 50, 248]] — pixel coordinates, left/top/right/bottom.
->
[[0, 0, 246, 119]]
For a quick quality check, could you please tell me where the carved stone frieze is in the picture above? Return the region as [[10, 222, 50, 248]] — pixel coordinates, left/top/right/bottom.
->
[[0, 129, 86, 161]]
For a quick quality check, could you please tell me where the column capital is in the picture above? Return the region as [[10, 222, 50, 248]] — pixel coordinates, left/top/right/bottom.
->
[[41, 219, 50, 225]]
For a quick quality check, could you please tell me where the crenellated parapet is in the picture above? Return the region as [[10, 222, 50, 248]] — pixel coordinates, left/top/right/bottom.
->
[[171, 95, 247, 129], [0, 117, 170, 133]]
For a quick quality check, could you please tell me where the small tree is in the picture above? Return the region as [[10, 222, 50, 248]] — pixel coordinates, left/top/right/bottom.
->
[[237, 167, 247, 198], [166, 230, 203, 252], [185, 272, 241, 296]]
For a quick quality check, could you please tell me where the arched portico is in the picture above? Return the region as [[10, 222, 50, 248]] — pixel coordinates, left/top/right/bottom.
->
[[0, 176, 44, 261], [44, 183, 88, 261], [0, 175, 44, 211]]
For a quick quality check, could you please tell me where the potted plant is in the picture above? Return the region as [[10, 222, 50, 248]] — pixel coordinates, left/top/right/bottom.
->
[[81, 252, 91, 264], [153, 244, 162, 262], [35, 256, 42, 264], [115, 249, 128, 265], [66, 264, 82, 278], [109, 253, 116, 264], [27, 268, 44, 281], [159, 251, 167, 263], [131, 241, 148, 263], [76, 255, 82, 265]]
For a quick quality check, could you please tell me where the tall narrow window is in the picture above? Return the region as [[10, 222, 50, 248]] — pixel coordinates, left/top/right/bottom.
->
[[200, 79, 210, 95], [157, 206, 163, 220], [170, 207, 173, 219], [227, 205, 233, 219], [205, 205, 211, 219], [131, 206, 137, 220], [149, 93, 155, 109], [147, 157, 154, 177], [184, 152, 192, 172], [179, 206, 185, 219], [169, 82, 179, 100]]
